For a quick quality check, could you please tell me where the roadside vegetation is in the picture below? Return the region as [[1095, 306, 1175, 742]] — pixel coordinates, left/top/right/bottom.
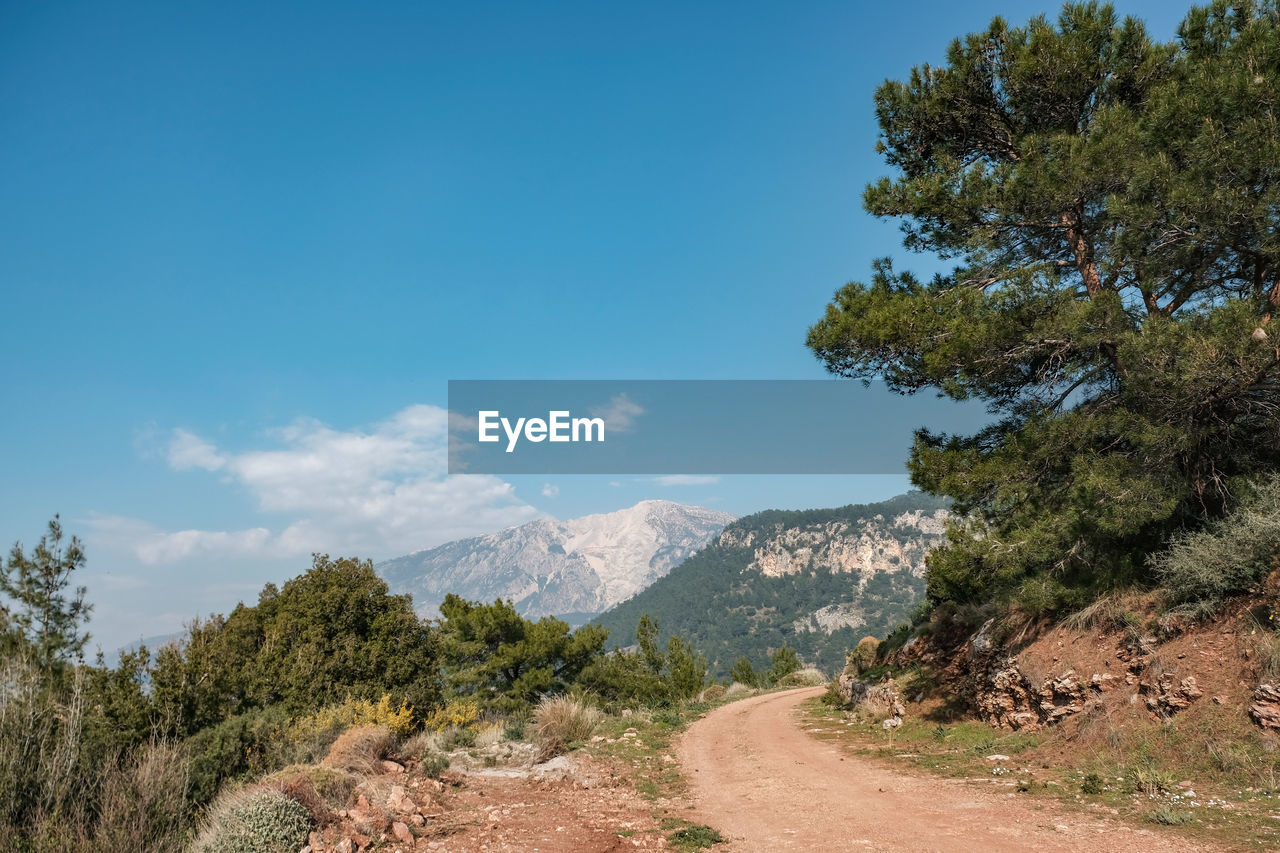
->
[[0, 515, 748, 851]]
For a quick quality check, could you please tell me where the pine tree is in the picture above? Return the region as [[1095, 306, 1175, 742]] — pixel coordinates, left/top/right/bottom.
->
[[1, 516, 92, 680], [808, 1, 1280, 608]]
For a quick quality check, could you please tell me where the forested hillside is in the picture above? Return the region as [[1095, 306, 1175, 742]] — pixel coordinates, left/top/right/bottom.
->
[[593, 492, 950, 676]]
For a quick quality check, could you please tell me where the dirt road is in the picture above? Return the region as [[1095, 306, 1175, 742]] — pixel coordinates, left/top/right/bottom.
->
[[677, 687, 1222, 853]]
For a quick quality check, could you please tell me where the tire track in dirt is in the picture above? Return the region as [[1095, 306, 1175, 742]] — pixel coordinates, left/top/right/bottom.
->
[[676, 687, 1223, 853]]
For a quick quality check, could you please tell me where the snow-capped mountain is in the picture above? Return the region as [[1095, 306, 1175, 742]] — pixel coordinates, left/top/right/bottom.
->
[[376, 500, 735, 619]]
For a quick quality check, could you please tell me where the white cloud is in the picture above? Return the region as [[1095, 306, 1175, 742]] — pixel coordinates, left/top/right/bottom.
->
[[167, 429, 225, 471], [105, 405, 541, 564], [541, 483, 559, 498], [653, 475, 720, 486], [590, 393, 645, 433]]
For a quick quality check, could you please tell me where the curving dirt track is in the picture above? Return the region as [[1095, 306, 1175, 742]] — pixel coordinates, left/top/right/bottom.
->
[[677, 687, 1224, 853]]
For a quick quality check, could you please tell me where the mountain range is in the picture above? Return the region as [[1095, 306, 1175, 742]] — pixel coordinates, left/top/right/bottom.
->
[[376, 500, 735, 620], [592, 491, 950, 676]]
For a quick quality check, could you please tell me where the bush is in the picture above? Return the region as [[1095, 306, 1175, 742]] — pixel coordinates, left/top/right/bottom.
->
[[423, 699, 479, 732], [699, 684, 727, 702], [419, 753, 451, 779], [1147, 805, 1194, 826], [260, 765, 355, 813], [728, 657, 761, 689], [90, 742, 190, 852], [502, 717, 527, 741], [289, 694, 415, 748], [820, 680, 847, 707], [320, 725, 393, 775], [438, 725, 476, 750], [767, 647, 801, 685], [185, 706, 292, 808], [775, 668, 826, 687], [532, 695, 602, 757], [847, 636, 880, 675], [575, 650, 668, 708], [1152, 474, 1280, 612], [191, 788, 312, 853]]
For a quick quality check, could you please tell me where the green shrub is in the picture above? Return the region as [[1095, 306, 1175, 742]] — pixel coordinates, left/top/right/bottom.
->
[[766, 647, 800, 685], [1152, 474, 1280, 612], [1080, 773, 1104, 795], [576, 651, 669, 707], [419, 752, 450, 779], [502, 717, 527, 741], [185, 706, 291, 809], [438, 725, 476, 750], [728, 657, 761, 689], [191, 788, 311, 853], [1147, 805, 1194, 826]]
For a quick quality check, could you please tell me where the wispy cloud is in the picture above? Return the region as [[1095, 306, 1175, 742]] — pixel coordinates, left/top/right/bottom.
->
[[101, 405, 540, 564], [541, 483, 559, 498], [590, 393, 644, 433], [653, 475, 720, 486], [167, 429, 225, 471]]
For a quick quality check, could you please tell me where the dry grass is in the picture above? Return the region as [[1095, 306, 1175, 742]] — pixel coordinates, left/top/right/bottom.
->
[[320, 725, 394, 775], [400, 730, 442, 761], [474, 724, 505, 749], [261, 764, 356, 817], [724, 682, 757, 699], [698, 684, 727, 702], [0, 653, 189, 852], [533, 695, 602, 760], [776, 668, 827, 687], [853, 681, 902, 723]]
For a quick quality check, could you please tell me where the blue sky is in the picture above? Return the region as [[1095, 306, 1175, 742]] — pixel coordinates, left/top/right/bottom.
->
[[1, 0, 1188, 651]]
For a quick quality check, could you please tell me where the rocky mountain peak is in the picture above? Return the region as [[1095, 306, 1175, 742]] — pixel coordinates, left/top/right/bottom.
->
[[376, 501, 734, 619]]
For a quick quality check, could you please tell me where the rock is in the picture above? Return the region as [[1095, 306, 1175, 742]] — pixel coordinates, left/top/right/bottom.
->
[[335, 840, 354, 853], [986, 754, 1010, 761], [1142, 673, 1203, 716], [621, 709, 633, 718], [381, 760, 406, 774], [1089, 673, 1116, 691], [392, 821, 414, 844], [1250, 684, 1280, 729], [388, 785, 413, 813]]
